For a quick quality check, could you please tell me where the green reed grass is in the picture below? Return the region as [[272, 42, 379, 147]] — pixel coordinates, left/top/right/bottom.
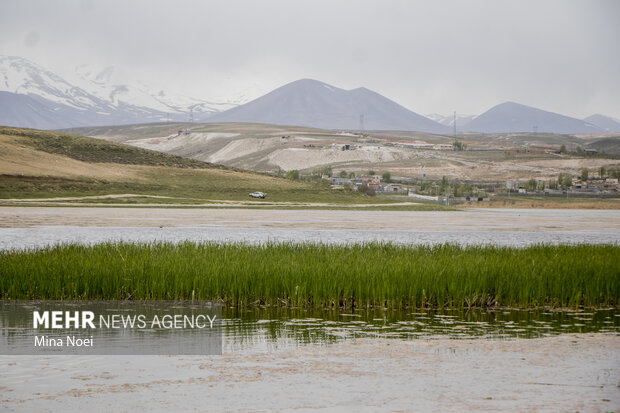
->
[[1, 242, 618, 308]]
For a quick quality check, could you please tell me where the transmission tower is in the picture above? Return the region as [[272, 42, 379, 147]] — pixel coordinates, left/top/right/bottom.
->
[[189, 107, 194, 124]]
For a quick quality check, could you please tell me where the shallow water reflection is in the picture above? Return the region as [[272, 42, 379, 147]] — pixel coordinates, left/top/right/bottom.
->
[[221, 307, 620, 352], [2, 302, 616, 354]]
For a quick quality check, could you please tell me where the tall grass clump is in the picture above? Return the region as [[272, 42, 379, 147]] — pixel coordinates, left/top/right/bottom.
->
[[1, 242, 618, 309]]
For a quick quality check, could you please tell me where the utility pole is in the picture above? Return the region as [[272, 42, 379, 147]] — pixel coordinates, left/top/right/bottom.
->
[[453, 111, 457, 140]]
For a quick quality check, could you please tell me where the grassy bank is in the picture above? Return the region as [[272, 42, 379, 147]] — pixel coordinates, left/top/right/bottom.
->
[[0, 127, 379, 204], [1, 243, 617, 309]]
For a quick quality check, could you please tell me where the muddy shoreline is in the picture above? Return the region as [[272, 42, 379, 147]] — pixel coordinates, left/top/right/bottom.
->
[[2, 334, 618, 411]]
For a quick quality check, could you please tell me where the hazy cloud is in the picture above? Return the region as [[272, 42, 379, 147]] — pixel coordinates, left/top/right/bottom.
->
[[1, 0, 618, 118]]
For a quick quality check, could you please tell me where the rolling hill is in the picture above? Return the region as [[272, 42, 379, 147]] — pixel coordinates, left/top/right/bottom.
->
[[208, 79, 449, 133], [0, 126, 363, 204], [585, 136, 620, 155]]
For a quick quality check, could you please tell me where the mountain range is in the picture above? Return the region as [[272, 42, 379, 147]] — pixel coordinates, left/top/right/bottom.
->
[[208, 84, 618, 134], [1, 55, 619, 134], [0, 55, 237, 129]]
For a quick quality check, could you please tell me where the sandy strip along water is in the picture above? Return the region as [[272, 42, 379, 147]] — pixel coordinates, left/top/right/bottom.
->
[[1, 207, 619, 231]]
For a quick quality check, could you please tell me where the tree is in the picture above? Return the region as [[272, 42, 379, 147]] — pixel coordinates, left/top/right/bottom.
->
[[439, 176, 448, 195], [317, 165, 333, 177], [527, 179, 537, 191], [453, 183, 462, 197], [562, 174, 572, 188], [382, 172, 391, 183], [338, 170, 348, 178], [558, 173, 568, 188], [560, 145, 567, 154], [286, 170, 300, 180], [367, 170, 376, 176], [348, 172, 356, 179], [453, 140, 467, 151], [309, 166, 333, 179], [599, 166, 607, 178], [580, 168, 589, 181], [357, 183, 375, 196], [548, 179, 557, 189]]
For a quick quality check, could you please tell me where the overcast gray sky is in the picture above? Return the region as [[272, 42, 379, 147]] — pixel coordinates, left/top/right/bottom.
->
[[1, 0, 619, 118]]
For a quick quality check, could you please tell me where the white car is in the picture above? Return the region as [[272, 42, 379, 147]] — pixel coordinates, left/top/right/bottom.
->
[[249, 192, 266, 199]]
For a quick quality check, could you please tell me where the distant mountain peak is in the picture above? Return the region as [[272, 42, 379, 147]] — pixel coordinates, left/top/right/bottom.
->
[[498, 100, 520, 106], [583, 114, 620, 132], [294, 78, 324, 84], [209, 79, 448, 133], [465, 101, 602, 134], [585, 113, 620, 122]]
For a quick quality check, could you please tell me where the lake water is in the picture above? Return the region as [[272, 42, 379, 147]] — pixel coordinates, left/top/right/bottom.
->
[[221, 307, 620, 351], [2, 302, 618, 355], [1, 208, 619, 410], [1, 302, 619, 411], [1, 207, 619, 250], [1, 226, 619, 251]]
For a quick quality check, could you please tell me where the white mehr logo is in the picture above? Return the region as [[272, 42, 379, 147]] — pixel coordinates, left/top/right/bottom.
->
[[33, 311, 96, 329]]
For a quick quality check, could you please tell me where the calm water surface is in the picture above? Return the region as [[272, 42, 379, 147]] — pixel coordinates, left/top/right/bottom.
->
[[2, 302, 617, 353], [1, 225, 619, 251], [220, 307, 620, 352]]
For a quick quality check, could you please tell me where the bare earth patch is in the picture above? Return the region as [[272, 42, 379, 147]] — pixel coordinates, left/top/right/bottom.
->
[[1, 334, 618, 411]]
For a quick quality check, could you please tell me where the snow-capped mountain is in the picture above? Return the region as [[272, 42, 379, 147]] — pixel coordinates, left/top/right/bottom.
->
[[426, 113, 477, 130], [1, 55, 115, 113], [0, 55, 239, 129], [71, 64, 237, 119]]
